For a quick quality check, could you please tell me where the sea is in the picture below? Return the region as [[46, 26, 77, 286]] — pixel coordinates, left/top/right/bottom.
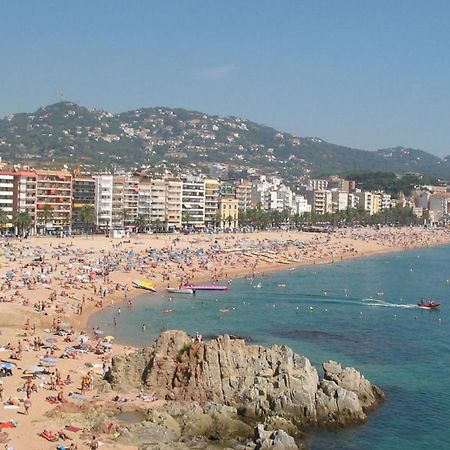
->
[[90, 244, 450, 450]]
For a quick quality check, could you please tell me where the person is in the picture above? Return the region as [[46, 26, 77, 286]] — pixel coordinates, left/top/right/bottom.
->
[[88, 436, 99, 449], [0, 381, 3, 402], [23, 398, 31, 415]]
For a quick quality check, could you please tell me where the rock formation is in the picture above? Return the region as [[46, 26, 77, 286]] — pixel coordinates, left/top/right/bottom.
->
[[107, 330, 384, 430]]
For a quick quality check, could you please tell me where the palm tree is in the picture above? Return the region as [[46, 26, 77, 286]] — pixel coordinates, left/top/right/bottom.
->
[[134, 215, 149, 233], [120, 209, 130, 227], [78, 205, 96, 234], [182, 211, 193, 228], [39, 204, 53, 232], [151, 218, 163, 232], [0, 208, 9, 233], [13, 211, 32, 237]]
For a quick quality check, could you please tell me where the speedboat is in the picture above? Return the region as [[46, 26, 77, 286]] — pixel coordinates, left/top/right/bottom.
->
[[167, 287, 194, 294], [132, 280, 156, 292], [417, 300, 440, 309]]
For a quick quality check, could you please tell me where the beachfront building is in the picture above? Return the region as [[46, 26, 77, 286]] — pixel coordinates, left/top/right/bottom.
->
[[182, 175, 205, 227], [292, 194, 312, 216], [137, 181, 152, 227], [35, 170, 72, 233], [236, 180, 252, 211], [94, 175, 113, 230], [165, 177, 183, 230], [429, 193, 450, 222], [355, 191, 377, 215], [204, 178, 220, 227], [218, 197, 239, 229], [12, 170, 37, 232], [331, 191, 349, 212], [304, 189, 333, 215], [268, 185, 293, 212], [72, 177, 95, 232], [150, 178, 166, 227], [111, 177, 126, 228], [0, 172, 15, 229], [123, 178, 139, 227]]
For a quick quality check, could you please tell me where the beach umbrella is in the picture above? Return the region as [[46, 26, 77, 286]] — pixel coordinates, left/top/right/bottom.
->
[[41, 357, 59, 364], [58, 322, 70, 329], [94, 329, 104, 335], [27, 366, 45, 373], [104, 336, 115, 340], [1, 362, 15, 369]]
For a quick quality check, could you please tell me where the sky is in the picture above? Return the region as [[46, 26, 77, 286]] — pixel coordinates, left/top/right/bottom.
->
[[1, 0, 450, 156]]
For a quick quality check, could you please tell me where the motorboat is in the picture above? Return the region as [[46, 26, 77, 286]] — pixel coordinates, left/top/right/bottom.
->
[[167, 287, 195, 294], [132, 280, 156, 292], [417, 299, 440, 309]]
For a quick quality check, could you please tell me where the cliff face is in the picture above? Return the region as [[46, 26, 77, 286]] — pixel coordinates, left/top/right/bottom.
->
[[107, 330, 383, 427]]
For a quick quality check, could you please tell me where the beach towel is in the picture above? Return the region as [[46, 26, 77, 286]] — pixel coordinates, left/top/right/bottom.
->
[[0, 421, 16, 428], [65, 425, 82, 432], [39, 431, 58, 441]]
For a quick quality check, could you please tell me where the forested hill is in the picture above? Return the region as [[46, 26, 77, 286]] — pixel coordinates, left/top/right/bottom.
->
[[0, 101, 449, 180]]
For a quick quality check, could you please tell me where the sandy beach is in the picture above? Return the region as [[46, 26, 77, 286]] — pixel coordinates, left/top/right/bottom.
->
[[1, 227, 449, 449]]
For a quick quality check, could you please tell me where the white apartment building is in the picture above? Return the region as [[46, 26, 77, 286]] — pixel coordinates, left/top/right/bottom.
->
[[308, 179, 329, 191], [137, 182, 152, 223], [268, 185, 293, 212], [236, 180, 252, 211], [13, 171, 37, 230], [182, 176, 205, 226], [204, 178, 220, 226], [331, 191, 349, 212], [112, 177, 125, 228], [379, 193, 392, 210], [429, 193, 450, 221], [150, 179, 166, 224], [94, 175, 113, 230], [0, 173, 14, 226], [347, 193, 359, 209], [356, 191, 376, 215], [305, 189, 333, 215], [292, 195, 311, 216], [123, 178, 139, 225], [165, 177, 182, 229]]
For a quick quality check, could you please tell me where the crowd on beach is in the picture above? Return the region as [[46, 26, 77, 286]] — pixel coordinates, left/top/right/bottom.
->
[[0, 226, 450, 448]]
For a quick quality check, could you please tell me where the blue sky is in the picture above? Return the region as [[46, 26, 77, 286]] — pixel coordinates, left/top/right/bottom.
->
[[1, 0, 450, 156]]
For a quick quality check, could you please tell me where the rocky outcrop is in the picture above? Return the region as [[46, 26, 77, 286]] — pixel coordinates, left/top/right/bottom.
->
[[107, 330, 383, 429]]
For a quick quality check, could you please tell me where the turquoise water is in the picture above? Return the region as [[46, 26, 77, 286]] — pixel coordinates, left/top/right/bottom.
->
[[90, 245, 450, 450]]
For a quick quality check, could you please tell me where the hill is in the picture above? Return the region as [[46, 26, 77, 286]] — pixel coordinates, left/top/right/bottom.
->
[[0, 101, 449, 180]]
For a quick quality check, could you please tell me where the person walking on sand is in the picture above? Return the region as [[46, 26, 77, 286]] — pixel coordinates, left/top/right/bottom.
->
[[23, 398, 31, 415]]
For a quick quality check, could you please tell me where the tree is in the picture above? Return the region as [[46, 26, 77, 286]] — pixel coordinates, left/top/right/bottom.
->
[[134, 215, 149, 233], [78, 205, 96, 233], [151, 218, 163, 232], [39, 204, 53, 231], [120, 209, 130, 227], [182, 211, 193, 228], [0, 208, 9, 232], [13, 211, 32, 237]]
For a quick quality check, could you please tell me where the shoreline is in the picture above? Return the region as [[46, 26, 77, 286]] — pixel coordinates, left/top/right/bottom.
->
[[85, 235, 450, 344]]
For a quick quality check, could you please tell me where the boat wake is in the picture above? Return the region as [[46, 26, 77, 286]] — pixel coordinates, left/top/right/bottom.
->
[[359, 298, 417, 309]]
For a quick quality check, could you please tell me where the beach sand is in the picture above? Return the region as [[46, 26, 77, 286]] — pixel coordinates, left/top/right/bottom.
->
[[0, 227, 449, 449]]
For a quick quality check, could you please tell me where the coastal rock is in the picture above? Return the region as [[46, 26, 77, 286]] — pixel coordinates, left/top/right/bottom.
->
[[254, 424, 298, 450], [107, 331, 383, 429], [322, 360, 385, 410]]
